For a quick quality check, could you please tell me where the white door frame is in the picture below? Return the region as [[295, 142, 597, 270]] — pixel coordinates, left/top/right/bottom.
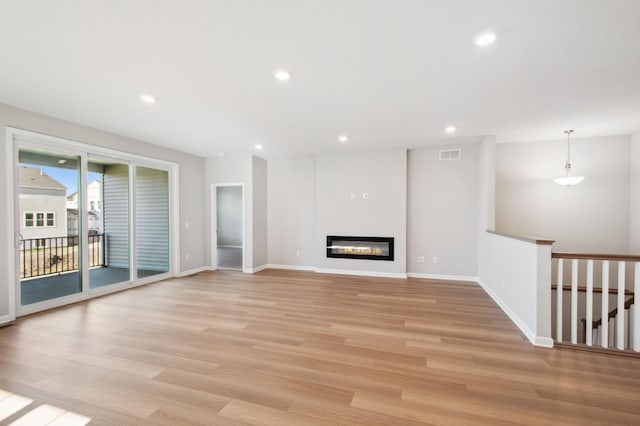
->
[[211, 183, 244, 271]]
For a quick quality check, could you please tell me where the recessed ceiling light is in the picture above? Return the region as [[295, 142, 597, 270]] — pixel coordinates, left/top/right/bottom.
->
[[338, 134, 349, 143], [445, 126, 457, 133], [254, 144, 264, 150], [140, 94, 157, 104], [57, 159, 67, 164], [273, 69, 291, 81], [474, 31, 497, 47]]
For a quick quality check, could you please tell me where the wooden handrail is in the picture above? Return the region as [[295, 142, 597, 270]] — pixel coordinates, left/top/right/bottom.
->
[[551, 284, 634, 296], [589, 296, 635, 329], [487, 230, 554, 245], [552, 252, 640, 262]]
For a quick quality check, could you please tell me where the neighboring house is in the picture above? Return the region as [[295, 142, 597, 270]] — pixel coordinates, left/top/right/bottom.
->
[[66, 209, 99, 237], [19, 166, 68, 246], [66, 179, 102, 233]]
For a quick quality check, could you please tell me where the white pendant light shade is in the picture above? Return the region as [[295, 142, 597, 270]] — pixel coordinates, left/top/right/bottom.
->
[[553, 175, 585, 186], [554, 129, 584, 186]]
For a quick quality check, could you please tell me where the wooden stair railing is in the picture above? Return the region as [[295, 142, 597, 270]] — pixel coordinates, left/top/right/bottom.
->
[[580, 295, 634, 343], [591, 295, 635, 329], [552, 252, 640, 352]]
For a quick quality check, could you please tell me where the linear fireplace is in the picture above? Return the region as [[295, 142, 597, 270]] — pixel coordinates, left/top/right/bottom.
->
[[326, 236, 394, 261]]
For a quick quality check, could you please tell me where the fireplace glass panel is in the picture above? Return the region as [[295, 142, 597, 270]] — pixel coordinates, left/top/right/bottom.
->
[[326, 236, 394, 261]]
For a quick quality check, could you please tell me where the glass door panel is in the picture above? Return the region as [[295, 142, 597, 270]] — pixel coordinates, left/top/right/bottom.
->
[[136, 166, 169, 278], [18, 148, 82, 305], [87, 158, 130, 288]]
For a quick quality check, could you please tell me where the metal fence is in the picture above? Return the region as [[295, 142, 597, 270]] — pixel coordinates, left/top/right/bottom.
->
[[20, 234, 105, 279]]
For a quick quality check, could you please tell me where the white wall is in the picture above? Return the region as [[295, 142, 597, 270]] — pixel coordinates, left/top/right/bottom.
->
[[476, 137, 553, 348], [630, 132, 640, 252], [0, 102, 207, 321], [267, 156, 315, 267], [216, 186, 243, 246], [315, 149, 407, 276], [496, 135, 631, 253], [479, 231, 553, 347], [407, 145, 478, 278], [252, 156, 268, 269]]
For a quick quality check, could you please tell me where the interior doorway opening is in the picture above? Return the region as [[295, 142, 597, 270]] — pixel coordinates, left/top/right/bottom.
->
[[214, 184, 244, 271]]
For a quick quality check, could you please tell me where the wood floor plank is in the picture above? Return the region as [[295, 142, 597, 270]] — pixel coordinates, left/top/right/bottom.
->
[[218, 399, 333, 426], [0, 269, 639, 424]]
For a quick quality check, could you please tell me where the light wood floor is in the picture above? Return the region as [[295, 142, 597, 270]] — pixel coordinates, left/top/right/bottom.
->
[[1, 270, 639, 425]]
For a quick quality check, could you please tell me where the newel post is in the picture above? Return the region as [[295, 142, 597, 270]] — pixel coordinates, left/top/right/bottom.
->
[[535, 242, 554, 347]]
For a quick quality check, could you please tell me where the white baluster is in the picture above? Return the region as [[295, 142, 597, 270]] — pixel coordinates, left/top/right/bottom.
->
[[556, 259, 563, 342], [571, 259, 578, 344], [616, 261, 626, 350], [634, 262, 639, 352], [601, 261, 609, 347], [585, 259, 594, 346], [631, 303, 636, 350]]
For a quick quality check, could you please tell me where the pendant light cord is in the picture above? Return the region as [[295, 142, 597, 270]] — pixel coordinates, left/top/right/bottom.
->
[[564, 129, 574, 171]]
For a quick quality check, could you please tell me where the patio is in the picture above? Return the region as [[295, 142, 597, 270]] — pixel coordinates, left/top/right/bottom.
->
[[20, 267, 163, 305]]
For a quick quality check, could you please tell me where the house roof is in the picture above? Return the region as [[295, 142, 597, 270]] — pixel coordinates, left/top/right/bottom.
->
[[19, 167, 66, 191]]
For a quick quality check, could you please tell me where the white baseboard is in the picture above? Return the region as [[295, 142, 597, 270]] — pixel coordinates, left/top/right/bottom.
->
[[534, 336, 554, 348], [266, 264, 317, 272], [476, 279, 553, 348], [244, 264, 269, 274], [407, 272, 478, 282], [315, 268, 407, 279], [176, 266, 212, 277], [0, 315, 15, 327]]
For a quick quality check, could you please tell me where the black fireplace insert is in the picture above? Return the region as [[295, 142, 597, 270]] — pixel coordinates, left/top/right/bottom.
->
[[326, 236, 394, 261]]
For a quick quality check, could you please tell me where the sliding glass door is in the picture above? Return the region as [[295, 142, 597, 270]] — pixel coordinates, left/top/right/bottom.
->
[[18, 148, 83, 306], [136, 166, 170, 278], [87, 157, 131, 289], [11, 129, 176, 315]]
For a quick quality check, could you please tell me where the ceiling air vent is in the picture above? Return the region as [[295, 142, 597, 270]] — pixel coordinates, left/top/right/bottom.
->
[[439, 148, 461, 161]]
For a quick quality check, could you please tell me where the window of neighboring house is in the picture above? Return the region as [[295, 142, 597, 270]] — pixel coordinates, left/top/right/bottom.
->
[[24, 212, 34, 227], [24, 212, 55, 228]]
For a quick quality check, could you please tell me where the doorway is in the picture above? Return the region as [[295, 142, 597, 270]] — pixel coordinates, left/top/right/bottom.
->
[[213, 184, 244, 271]]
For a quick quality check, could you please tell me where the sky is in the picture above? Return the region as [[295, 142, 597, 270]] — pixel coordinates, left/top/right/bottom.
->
[[22, 164, 101, 196]]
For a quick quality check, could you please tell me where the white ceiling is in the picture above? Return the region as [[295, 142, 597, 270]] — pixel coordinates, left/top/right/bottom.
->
[[1, 0, 639, 158]]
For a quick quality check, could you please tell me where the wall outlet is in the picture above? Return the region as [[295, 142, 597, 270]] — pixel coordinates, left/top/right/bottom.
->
[[417, 256, 425, 263], [184, 221, 190, 230], [432, 257, 438, 264], [296, 250, 300, 257], [185, 253, 190, 261], [362, 192, 369, 199]]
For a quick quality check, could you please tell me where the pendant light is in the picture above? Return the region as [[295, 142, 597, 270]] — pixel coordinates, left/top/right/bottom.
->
[[553, 129, 584, 186]]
